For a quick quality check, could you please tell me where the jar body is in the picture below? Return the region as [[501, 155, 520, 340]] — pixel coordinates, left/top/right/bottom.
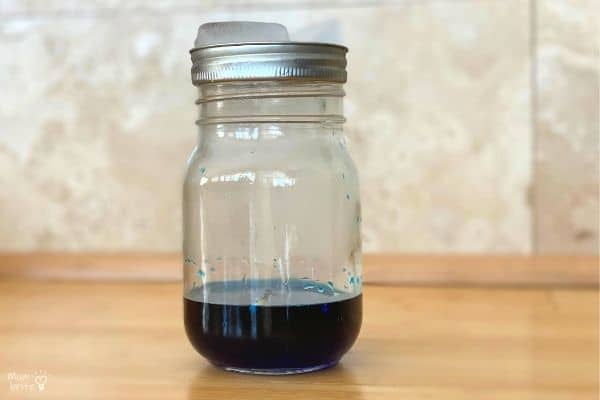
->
[[183, 82, 362, 374]]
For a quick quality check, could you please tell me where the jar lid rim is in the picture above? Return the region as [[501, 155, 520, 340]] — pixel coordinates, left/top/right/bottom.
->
[[190, 41, 348, 85], [190, 41, 348, 53]]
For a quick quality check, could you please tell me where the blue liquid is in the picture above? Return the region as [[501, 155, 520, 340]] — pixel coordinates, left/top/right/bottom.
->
[[184, 280, 362, 374]]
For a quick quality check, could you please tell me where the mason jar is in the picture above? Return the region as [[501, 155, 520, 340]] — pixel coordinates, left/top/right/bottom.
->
[[183, 23, 362, 375]]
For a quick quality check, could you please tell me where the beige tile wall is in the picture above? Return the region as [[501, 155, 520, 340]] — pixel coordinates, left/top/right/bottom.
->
[[534, 0, 599, 253], [0, 0, 597, 253]]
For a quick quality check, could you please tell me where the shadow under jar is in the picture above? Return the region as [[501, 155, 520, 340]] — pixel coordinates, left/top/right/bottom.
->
[[183, 37, 362, 375]]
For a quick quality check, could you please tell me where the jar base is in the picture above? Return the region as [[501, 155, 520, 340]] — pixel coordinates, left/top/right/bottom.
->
[[184, 291, 362, 375], [222, 360, 338, 375]]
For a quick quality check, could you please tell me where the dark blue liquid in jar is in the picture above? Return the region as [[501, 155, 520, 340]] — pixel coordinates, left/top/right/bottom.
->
[[184, 279, 362, 374]]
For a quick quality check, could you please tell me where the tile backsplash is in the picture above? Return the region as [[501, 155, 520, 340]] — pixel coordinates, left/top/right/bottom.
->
[[0, 0, 597, 253]]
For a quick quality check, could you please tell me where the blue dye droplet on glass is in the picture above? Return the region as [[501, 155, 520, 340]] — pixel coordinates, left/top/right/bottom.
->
[[321, 304, 329, 313], [197, 269, 206, 278]]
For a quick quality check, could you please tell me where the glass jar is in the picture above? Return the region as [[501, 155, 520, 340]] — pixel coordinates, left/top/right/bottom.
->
[[183, 26, 362, 375]]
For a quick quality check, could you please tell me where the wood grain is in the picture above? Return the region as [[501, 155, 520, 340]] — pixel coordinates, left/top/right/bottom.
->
[[0, 252, 597, 286], [0, 281, 597, 399]]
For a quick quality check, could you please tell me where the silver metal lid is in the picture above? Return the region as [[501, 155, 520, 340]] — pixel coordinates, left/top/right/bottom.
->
[[190, 41, 347, 85]]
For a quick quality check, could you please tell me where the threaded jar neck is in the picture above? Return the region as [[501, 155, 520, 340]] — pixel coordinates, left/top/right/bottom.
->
[[195, 81, 345, 125]]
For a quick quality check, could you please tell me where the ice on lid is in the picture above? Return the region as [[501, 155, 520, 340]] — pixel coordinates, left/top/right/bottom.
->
[[194, 21, 290, 48]]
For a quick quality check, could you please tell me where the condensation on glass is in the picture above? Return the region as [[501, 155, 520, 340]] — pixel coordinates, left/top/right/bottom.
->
[[183, 22, 362, 375]]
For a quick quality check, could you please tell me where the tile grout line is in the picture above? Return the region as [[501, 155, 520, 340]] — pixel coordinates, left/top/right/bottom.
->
[[0, 0, 479, 19], [529, 0, 539, 255], [0, 1, 386, 19]]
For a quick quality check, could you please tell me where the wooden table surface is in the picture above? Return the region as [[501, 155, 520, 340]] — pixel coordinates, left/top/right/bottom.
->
[[1, 280, 597, 399]]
